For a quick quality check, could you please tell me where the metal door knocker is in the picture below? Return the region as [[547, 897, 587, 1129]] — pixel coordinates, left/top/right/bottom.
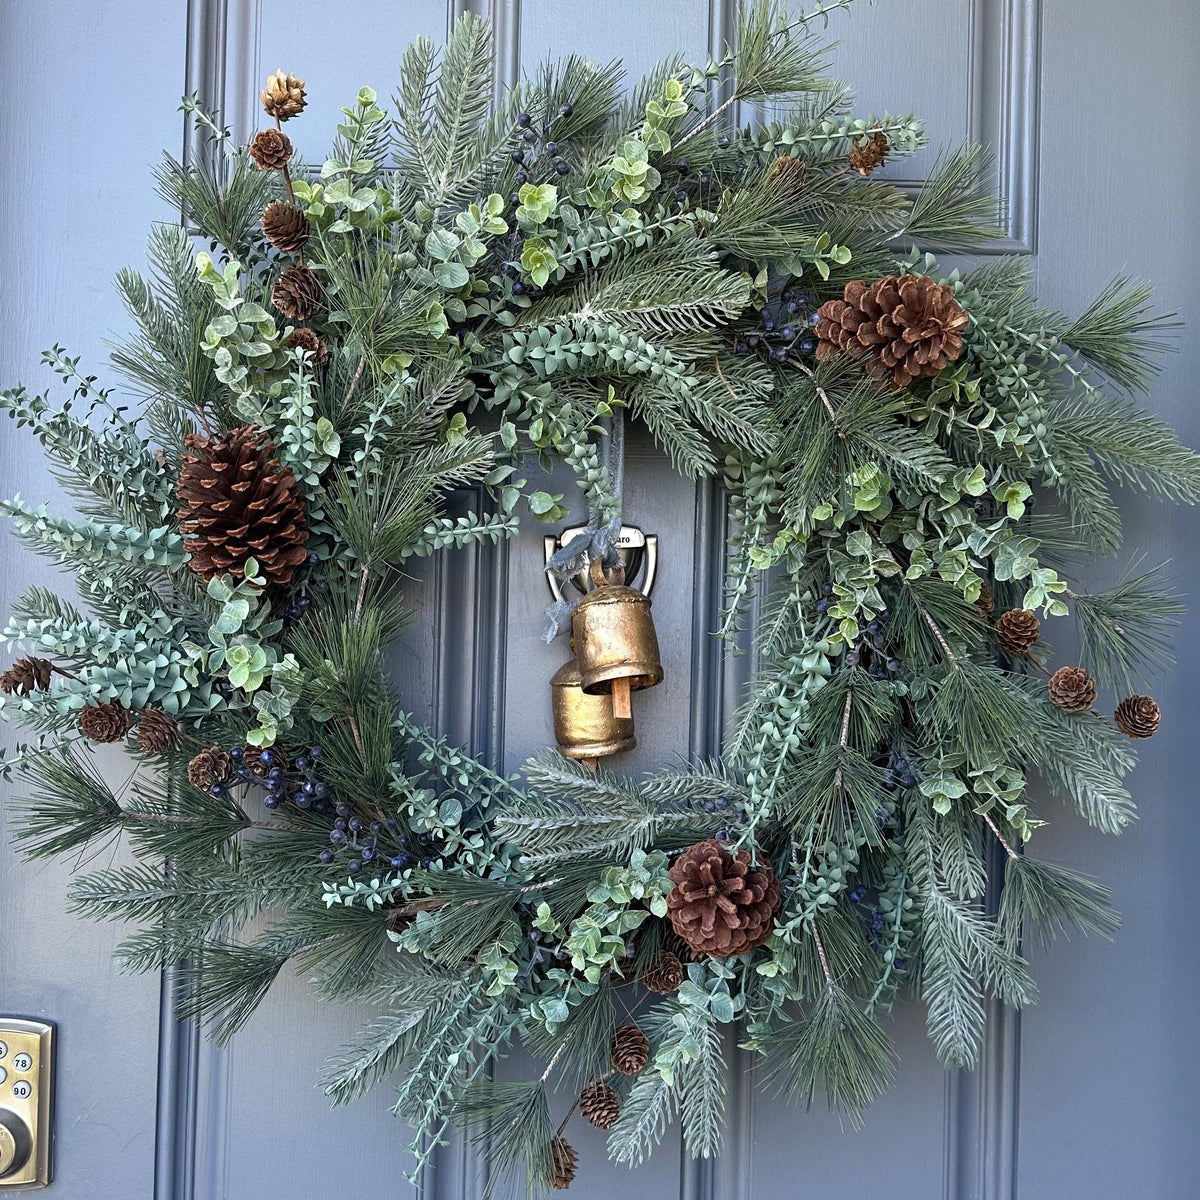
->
[[543, 525, 659, 604]]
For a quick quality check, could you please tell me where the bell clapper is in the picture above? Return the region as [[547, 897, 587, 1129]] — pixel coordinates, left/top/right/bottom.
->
[[611, 676, 632, 720], [580, 757, 599, 772]]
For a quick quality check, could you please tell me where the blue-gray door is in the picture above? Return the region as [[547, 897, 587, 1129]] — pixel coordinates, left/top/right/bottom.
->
[[1, 1, 1197, 1197]]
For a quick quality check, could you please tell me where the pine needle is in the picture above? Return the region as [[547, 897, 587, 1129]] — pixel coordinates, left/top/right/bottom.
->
[[998, 856, 1120, 951]]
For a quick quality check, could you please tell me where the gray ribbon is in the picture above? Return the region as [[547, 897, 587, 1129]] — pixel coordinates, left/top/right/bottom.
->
[[541, 408, 625, 641]]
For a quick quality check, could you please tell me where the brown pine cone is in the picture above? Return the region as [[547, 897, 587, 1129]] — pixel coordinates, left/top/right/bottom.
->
[[262, 201, 310, 253], [975, 581, 995, 616], [136, 709, 179, 753], [768, 155, 807, 194], [640, 950, 683, 995], [611, 1023, 650, 1075], [242, 744, 288, 778], [249, 128, 293, 171], [286, 327, 329, 366], [1047, 666, 1098, 714], [815, 274, 969, 389], [994, 608, 1040, 656], [0, 656, 53, 696], [579, 1080, 620, 1130], [260, 70, 307, 121], [848, 130, 890, 176], [272, 265, 322, 321], [666, 839, 781, 957], [79, 701, 132, 743], [1114, 695, 1160, 739], [187, 746, 232, 791], [176, 423, 309, 586], [550, 1137, 578, 1190]]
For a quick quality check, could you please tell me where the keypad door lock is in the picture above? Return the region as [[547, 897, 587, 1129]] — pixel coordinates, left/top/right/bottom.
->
[[0, 1019, 53, 1188]]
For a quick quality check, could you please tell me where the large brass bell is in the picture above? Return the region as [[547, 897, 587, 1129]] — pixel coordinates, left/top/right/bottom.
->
[[571, 559, 663, 719], [550, 657, 636, 762]]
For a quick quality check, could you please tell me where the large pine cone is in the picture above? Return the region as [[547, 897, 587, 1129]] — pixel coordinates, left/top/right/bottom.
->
[[262, 201, 310, 253], [79, 701, 132, 743], [579, 1080, 620, 1129], [0, 656, 52, 696], [188, 746, 232, 791], [271, 265, 322, 321], [176, 423, 309, 586], [768, 155, 807, 195], [994, 608, 1041, 656], [611, 1023, 650, 1075], [286, 327, 329, 366], [260, 70, 307, 121], [640, 950, 683, 995], [1048, 666, 1097, 713], [848, 131, 889, 176], [1114, 695, 1160, 738], [249, 128, 293, 171], [136, 709, 179, 753], [550, 1137, 578, 1190], [666, 839, 781, 957], [815, 274, 969, 388]]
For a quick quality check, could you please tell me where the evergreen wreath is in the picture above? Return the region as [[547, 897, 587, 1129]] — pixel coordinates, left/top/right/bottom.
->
[[2, 3, 1197, 1191]]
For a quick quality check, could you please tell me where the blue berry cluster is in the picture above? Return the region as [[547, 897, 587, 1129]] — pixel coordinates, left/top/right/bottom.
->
[[699, 793, 739, 841], [281, 551, 326, 622], [219, 743, 332, 812], [816, 585, 902, 680], [732, 287, 820, 364], [507, 104, 575, 207]]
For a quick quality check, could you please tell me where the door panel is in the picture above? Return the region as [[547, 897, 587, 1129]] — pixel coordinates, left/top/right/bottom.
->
[[1, 2, 1196, 1197]]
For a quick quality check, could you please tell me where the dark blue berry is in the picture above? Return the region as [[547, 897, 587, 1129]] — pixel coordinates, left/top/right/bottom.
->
[[871, 910, 885, 933], [674, 158, 689, 174], [362, 846, 375, 861], [559, 103, 573, 117], [297, 596, 312, 611], [781, 325, 796, 340], [522, 128, 537, 143], [886, 657, 901, 673], [699, 170, 711, 184], [307, 551, 320, 565], [230, 746, 244, 760], [786, 300, 799, 314], [302, 781, 316, 796], [318, 849, 335, 864], [512, 281, 526, 295], [716, 797, 729, 809], [335, 803, 350, 819], [264, 795, 281, 808], [555, 160, 570, 175], [715, 828, 730, 841], [330, 828, 345, 843], [799, 337, 817, 354], [385, 816, 398, 831], [348, 817, 363, 833], [816, 599, 830, 615], [717, 136, 730, 148], [267, 767, 284, 783], [703, 800, 716, 812], [209, 783, 226, 797], [821, 582, 833, 595], [763, 318, 776, 332], [295, 755, 309, 773], [294, 793, 312, 809], [899, 772, 915, 787], [346, 858, 362, 874], [545, 141, 559, 155], [508, 191, 520, 205], [259, 750, 275, 767], [846, 650, 860, 666], [771, 346, 788, 363], [515, 169, 528, 185], [370, 821, 384, 834], [420, 857, 432, 869], [894, 958, 906, 971], [511, 149, 524, 163], [866, 619, 881, 635], [334, 818, 347, 831], [849, 886, 866, 903], [393, 853, 412, 869], [286, 605, 300, 619]]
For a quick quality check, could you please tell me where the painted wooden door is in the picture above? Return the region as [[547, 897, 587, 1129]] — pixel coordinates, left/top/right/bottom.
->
[[2, 2, 1197, 1197]]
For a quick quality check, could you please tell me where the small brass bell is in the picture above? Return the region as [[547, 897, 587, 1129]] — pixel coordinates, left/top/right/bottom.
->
[[571, 559, 663, 719], [550, 657, 636, 762]]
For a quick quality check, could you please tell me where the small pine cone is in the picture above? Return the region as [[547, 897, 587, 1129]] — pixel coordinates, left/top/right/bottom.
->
[[549, 1137, 578, 1190], [260, 70, 307, 121], [994, 608, 1040, 656], [261, 201, 310, 253], [815, 274, 969, 389], [249, 128, 293, 171], [666, 839, 781, 957], [136, 709, 179, 753], [242, 744, 288, 778], [848, 130, 890, 176], [1114, 695, 1160, 739], [768, 154, 807, 194], [79, 701, 132, 744], [272, 265, 322, 321], [975, 581, 995, 616], [176, 423, 309, 586], [1047, 666, 1098, 714], [0, 656, 53, 696], [611, 1023, 650, 1076], [187, 746, 232, 791], [286, 327, 329, 366], [640, 950, 683, 995], [579, 1080, 620, 1130]]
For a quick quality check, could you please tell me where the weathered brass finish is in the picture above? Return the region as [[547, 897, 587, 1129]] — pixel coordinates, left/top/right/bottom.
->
[[550, 658, 636, 759], [572, 562, 664, 697], [0, 1018, 53, 1188]]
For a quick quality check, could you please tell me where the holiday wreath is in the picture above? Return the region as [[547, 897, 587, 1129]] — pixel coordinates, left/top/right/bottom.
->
[[2, 2, 1197, 1191]]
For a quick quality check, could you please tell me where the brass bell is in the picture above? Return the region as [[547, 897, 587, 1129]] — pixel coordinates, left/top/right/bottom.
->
[[571, 559, 663, 719], [550, 657, 636, 762]]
